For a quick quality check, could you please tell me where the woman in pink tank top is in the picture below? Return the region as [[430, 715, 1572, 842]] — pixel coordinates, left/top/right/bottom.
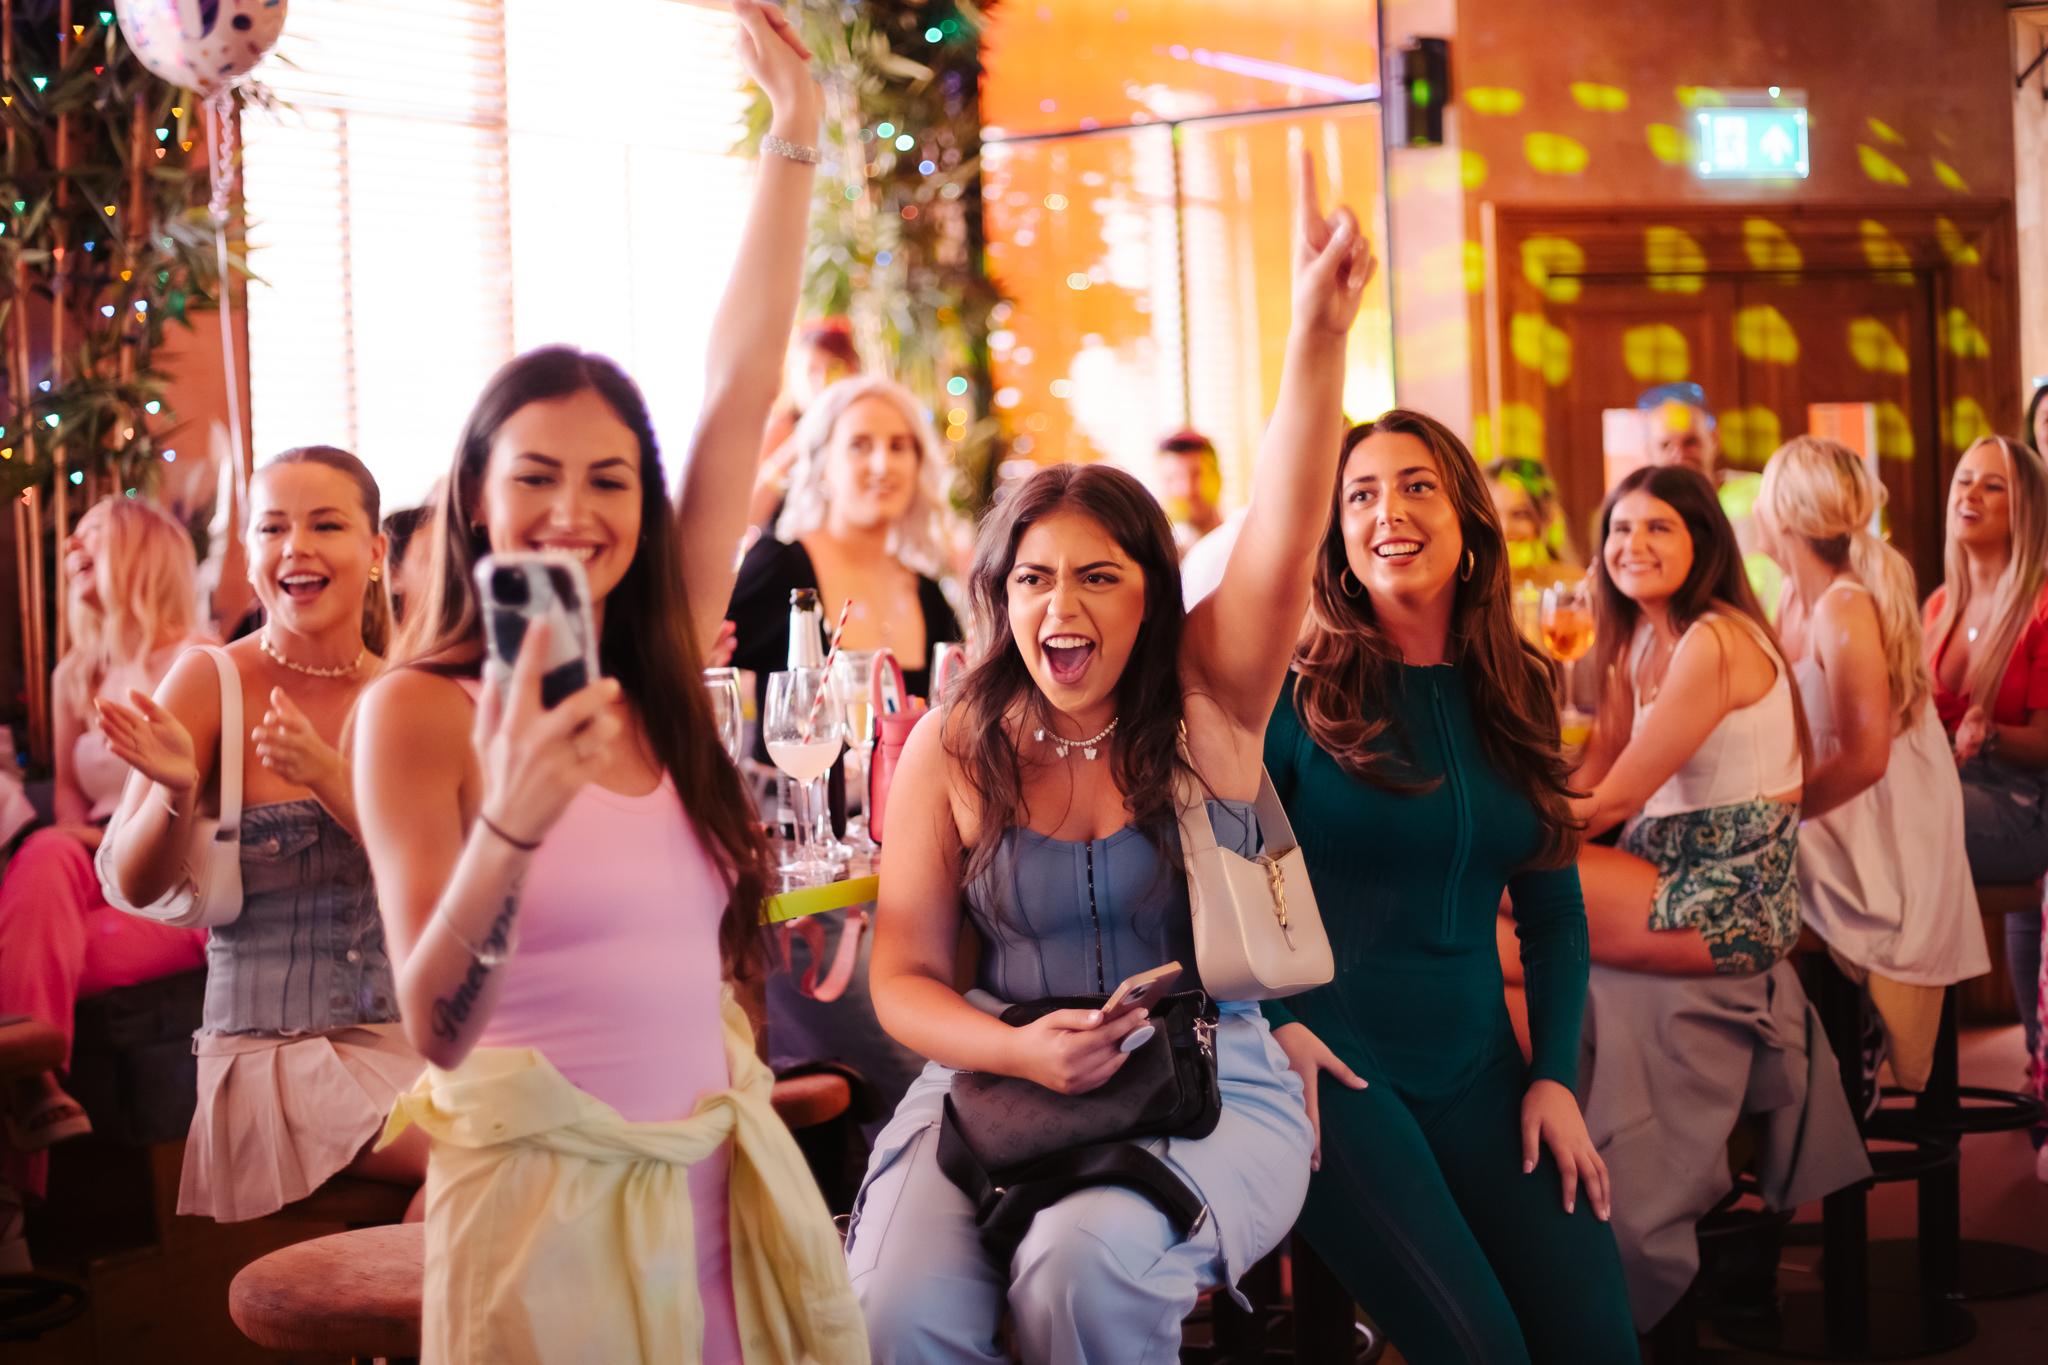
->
[[353, 10, 859, 1362]]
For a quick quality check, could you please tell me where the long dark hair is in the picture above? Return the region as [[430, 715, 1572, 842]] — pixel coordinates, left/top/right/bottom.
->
[[1294, 411, 1577, 866], [950, 463, 1190, 884], [1588, 463, 1809, 769], [396, 347, 769, 975]]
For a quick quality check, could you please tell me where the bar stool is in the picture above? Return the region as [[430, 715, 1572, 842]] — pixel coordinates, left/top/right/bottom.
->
[[1712, 953, 1974, 1359], [0, 1018, 88, 1343], [229, 1221, 421, 1363]]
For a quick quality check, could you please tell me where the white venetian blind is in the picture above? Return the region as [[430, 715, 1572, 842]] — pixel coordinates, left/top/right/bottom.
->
[[243, 0, 748, 511], [244, 0, 513, 510]]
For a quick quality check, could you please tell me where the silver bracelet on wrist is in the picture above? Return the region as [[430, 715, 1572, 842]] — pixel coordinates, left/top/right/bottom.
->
[[761, 134, 822, 165], [437, 904, 519, 968]]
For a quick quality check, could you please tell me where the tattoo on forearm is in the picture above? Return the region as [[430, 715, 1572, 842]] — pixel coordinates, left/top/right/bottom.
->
[[429, 878, 524, 1043]]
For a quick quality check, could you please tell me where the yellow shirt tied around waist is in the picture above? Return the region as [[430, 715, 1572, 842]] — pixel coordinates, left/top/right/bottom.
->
[[379, 993, 868, 1365]]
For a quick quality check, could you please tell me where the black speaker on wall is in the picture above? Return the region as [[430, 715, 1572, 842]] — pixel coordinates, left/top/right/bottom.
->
[[1396, 38, 1451, 148]]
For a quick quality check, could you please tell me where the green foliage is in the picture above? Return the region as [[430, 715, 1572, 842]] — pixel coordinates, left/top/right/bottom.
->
[[743, 0, 1006, 513], [0, 2, 237, 503]]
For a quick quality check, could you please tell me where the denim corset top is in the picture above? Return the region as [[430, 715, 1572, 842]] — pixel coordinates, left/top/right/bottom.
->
[[964, 798, 1259, 1002], [201, 798, 396, 1035]]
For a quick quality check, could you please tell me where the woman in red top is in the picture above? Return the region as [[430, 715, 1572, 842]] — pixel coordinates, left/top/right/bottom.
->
[[1922, 434, 2048, 1171]]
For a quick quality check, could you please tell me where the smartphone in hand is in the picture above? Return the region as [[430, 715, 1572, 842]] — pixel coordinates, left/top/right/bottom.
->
[[475, 553, 602, 709], [1103, 961, 1182, 1020]]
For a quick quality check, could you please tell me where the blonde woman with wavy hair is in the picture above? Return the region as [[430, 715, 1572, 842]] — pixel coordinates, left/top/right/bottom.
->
[[1759, 437, 1987, 1097], [2, 498, 209, 1196], [1921, 434, 2048, 1171]]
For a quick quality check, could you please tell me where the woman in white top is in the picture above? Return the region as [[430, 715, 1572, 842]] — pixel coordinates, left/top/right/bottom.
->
[[1759, 437, 1987, 1090], [1570, 464, 1807, 976], [0, 499, 210, 1171]]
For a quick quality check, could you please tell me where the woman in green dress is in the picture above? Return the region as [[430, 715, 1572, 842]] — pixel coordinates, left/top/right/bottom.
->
[[1263, 410, 1639, 1363]]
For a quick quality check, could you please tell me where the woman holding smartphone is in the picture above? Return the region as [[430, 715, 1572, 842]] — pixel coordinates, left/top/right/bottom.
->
[[94, 446, 424, 1222], [353, 8, 863, 1361], [844, 151, 1370, 1364]]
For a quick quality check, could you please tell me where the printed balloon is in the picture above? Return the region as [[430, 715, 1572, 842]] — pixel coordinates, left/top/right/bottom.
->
[[116, 0, 288, 95]]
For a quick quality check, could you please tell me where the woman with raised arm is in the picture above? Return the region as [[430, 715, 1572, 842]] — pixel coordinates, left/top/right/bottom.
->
[[843, 152, 1368, 1365], [1261, 411, 1637, 1363], [1, 500, 209, 1188], [1759, 436, 1985, 1099], [353, 8, 863, 1361], [93, 447, 424, 1222]]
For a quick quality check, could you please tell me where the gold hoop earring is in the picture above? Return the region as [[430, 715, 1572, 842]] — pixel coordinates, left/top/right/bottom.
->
[[1460, 549, 1476, 583], [1340, 567, 1364, 599], [369, 564, 382, 583]]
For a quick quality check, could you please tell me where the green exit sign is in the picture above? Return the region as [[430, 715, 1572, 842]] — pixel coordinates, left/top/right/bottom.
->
[[1694, 104, 1809, 180]]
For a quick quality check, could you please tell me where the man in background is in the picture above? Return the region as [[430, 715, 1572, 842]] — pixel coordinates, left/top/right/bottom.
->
[[1639, 383, 1781, 615], [1156, 429, 1225, 560]]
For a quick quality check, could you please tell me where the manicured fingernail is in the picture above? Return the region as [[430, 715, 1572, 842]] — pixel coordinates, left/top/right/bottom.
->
[[1085, 1011, 1101, 1025], [1566, 1200, 1575, 1213], [1523, 1160, 1535, 1173]]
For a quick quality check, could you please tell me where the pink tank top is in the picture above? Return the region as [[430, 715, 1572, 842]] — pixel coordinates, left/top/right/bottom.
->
[[467, 686, 741, 1360]]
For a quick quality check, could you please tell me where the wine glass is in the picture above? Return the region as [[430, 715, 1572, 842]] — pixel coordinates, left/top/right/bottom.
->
[[832, 649, 881, 857], [763, 668, 844, 882], [703, 667, 744, 766], [1539, 578, 1596, 736]]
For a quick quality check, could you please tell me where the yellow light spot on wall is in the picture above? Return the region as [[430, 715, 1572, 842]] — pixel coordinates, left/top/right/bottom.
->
[[1645, 225, 1706, 294], [1866, 117, 1905, 146], [1646, 123, 1689, 165], [1716, 407, 1783, 463], [1521, 236, 1585, 304], [1950, 399, 1991, 451], [1942, 307, 1989, 359], [1467, 87, 1526, 116], [1622, 324, 1691, 383], [1472, 410, 1496, 460], [1860, 221, 1912, 273], [1848, 319, 1911, 374], [1523, 132, 1590, 176], [1676, 86, 1726, 108], [1857, 145, 1910, 186], [1934, 217, 1981, 267], [1875, 401, 1915, 459], [1460, 149, 1489, 190], [1510, 314, 1573, 386], [1464, 241, 1486, 295], [1743, 219, 1802, 272], [1499, 403, 1545, 459], [1932, 159, 1969, 193], [1570, 82, 1629, 112], [1733, 305, 1800, 364]]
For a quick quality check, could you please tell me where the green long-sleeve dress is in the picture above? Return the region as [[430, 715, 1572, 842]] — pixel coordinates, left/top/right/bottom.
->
[[1263, 667, 1638, 1364]]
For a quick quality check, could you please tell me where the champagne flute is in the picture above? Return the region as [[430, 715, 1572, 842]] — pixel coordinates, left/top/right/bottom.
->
[[832, 649, 881, 856], [763, 668, 845, 882], [1540, 578, 1596, 738], [702, 667, 744, 766]]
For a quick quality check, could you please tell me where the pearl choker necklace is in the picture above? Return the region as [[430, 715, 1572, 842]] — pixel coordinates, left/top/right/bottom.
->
[[260, 630, 365, 679], [1034, 715, 1119, 761]]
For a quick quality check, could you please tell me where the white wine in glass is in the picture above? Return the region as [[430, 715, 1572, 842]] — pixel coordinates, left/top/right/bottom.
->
[[763, 668, 844, 881]]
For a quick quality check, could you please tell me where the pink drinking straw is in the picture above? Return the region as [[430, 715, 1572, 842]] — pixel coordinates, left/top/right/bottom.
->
[[800, 597, 854, 741]]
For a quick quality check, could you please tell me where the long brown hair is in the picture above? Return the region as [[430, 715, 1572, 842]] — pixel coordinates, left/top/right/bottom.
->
[[1588, 463, 1810, 769], [1294, 411, 1577, 866], [260, 446, 393, 656], [395, 347, 769, 975], [950, 463, 1191, 885]]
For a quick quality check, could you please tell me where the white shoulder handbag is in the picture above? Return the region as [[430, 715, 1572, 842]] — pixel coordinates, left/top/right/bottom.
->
[[1174, 759, 1332, 1001], [97, 645, 245, 928]]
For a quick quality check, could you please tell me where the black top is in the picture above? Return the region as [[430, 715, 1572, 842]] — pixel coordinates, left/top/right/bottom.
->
[[726, 536, 962, 758]]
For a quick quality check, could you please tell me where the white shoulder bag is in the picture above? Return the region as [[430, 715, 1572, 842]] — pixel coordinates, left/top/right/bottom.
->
[[97, 645, 245, 928], [1174, 758, 1332, 1001]]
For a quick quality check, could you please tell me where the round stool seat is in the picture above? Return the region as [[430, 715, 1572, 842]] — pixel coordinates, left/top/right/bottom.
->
[[229, 1223, 422, 1357], [771, 1073, 851, 1131]]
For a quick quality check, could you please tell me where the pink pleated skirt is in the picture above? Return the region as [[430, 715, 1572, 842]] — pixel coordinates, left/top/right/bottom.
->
[[178, 1024, 423, 1223]]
